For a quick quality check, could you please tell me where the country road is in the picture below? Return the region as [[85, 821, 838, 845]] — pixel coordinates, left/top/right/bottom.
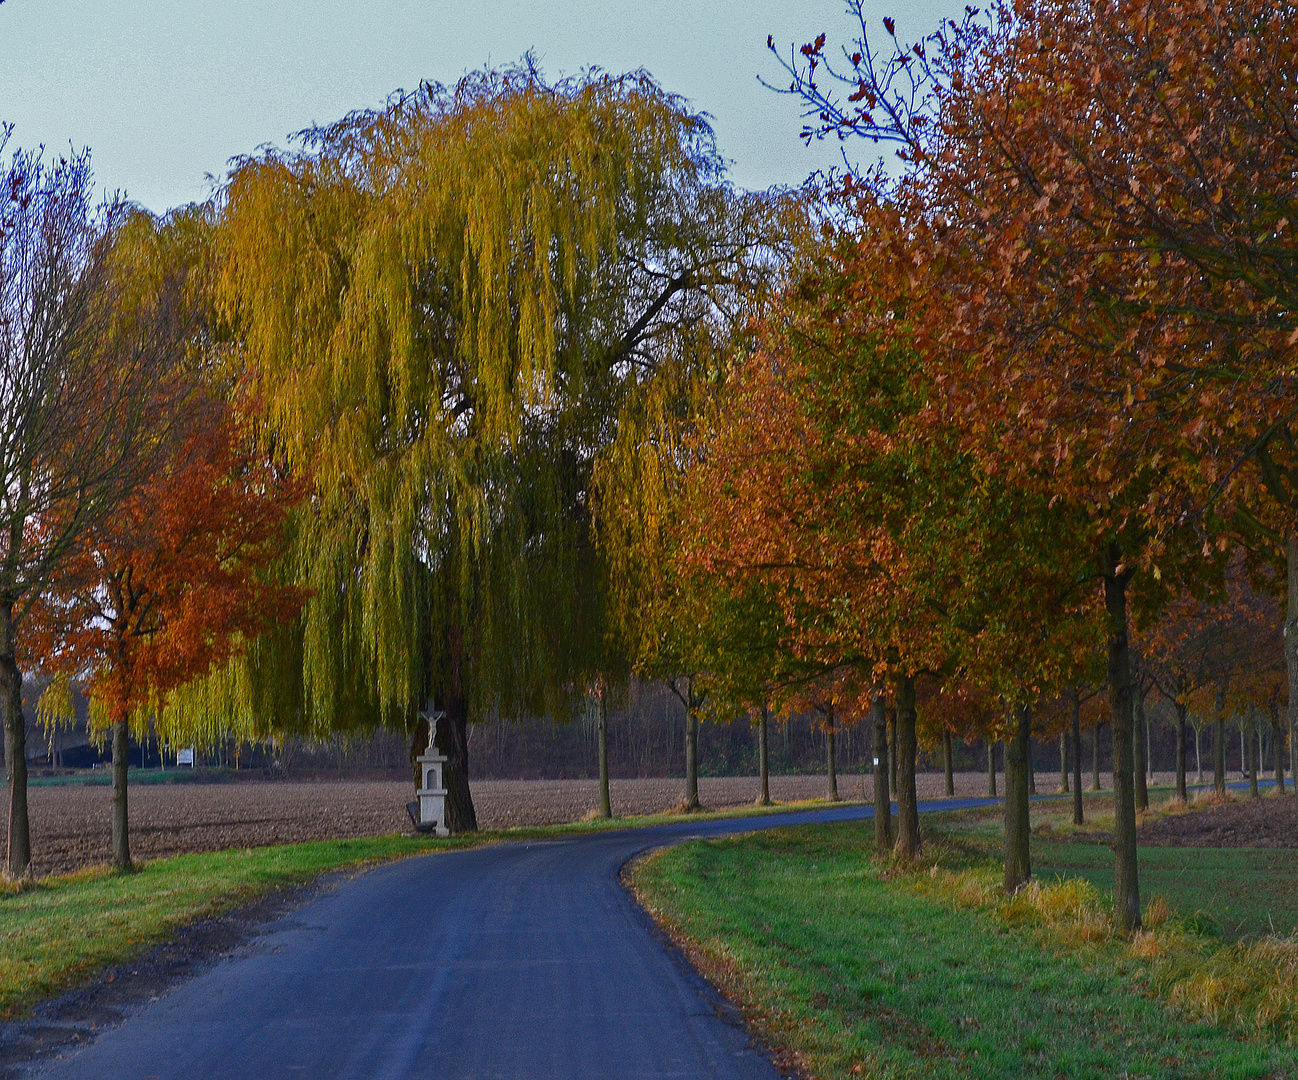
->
[[31, 798, 996, 1080]]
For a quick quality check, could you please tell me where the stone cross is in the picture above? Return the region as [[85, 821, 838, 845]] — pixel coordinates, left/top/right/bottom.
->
[[415, 709, 450, 836]]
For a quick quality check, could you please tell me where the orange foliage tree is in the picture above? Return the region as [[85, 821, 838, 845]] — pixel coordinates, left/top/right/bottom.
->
[[36, 398, 306, 869]]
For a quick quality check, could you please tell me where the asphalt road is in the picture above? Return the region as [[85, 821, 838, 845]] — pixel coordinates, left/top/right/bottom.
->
[[35, 797, 996, 1080]]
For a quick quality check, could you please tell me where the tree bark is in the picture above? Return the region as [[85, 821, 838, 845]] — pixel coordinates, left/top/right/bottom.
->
[[757, 701, 771, 806], [894, 674, 921, 859], [1072, 695, 1084, 825], [1249, 726, 1260, 799], [1092, 724, 1102, 791], [1134, 695, 1149, 812], [409, 714, 430, 789], [684, 705, 700, 811], [888, 707, 898, 795], [986, 738, 997, 797], [111, 717, 132, 871], [1288, 532, 1298, 817], [872, 695, 891, 855], [0, 601, 29, 878], [942, 729, 955, 797], [825, 709, 839, 802], [433, 625, 477, 832], [1004, 703, 1032, 893], [1175, 703, 1188, 802], [597, 690, 611, 818], [1214, 718, 1227, 794], [1059, 734, 1069, 795], [1274, 717, 1286, 796], [1103, 552, 1141, 933], [1027, 737, 1037, 796]]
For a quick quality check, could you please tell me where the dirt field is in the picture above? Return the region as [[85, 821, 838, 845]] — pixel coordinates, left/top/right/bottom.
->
[[5, 769, 1015, 878], [1137, 793, 1298, 849]]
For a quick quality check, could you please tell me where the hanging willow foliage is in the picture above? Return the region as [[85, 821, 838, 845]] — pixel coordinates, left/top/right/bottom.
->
[[162, 62, 788, 771]]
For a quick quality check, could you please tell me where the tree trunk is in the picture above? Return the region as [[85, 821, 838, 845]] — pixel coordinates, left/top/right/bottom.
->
[[111, 717, 132, 871], [1059, 734, 1069, 795], [757, 701, 771, 806], [434, 700, 477, 833], [888, 707, 898, 795], [986, 738, 997, 797], [871, 695, 891, 855], [0, 601, 29, 878], [1195, 724, 1204, 782], [825, 709, 839, 802], [1249, 726, 1259, 799], [1134, 695, 1149, 812], [1214, 717, 1227, 794], [684, 706, 700, 811], [894, 674, 921, 859], [942, 729, 955, 797], [1103, 553, 1141, 933], [1092, 724, 1102, 791], [409, 714, 430, 789], [1072, 696, 1084, 825], [1004, 703, 1032, 893], [1287, 532, 1298, 817], [597, 691, 611, 819], [1175, 704, 1188, 802], [1027, 737, 1037, 795], [1274, 719, 1286, 796]]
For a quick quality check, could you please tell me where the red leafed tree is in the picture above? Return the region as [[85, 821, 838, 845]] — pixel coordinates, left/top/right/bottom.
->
[[37, 397, 306, 870]]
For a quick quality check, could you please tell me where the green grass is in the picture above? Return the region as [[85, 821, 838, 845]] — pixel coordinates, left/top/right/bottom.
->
[[634, 821, 1298, 1079]]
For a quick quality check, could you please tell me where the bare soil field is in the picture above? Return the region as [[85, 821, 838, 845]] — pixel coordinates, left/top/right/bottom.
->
[[1137, 792, 1298, 849], [5, 769, 1010, 878]]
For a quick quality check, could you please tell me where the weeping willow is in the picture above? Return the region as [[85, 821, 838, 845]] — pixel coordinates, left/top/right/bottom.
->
[[156, 63, 780, 824]]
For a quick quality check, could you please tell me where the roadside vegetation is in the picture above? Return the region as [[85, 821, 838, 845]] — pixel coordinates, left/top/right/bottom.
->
[[635, 807, 1298, 1079]]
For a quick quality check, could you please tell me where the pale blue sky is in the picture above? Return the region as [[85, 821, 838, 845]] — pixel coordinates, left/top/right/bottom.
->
[[0, 0, 963, 213]]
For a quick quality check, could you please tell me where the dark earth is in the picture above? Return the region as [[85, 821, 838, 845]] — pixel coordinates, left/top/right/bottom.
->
[[1137, 792, 1298, 848]]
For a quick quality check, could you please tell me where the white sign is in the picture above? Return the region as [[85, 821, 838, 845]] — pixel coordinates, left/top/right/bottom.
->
[[177, 748, 195, 767]]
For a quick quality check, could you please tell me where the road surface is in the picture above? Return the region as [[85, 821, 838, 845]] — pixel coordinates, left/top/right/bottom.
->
[[33, 798, 995, 1079]]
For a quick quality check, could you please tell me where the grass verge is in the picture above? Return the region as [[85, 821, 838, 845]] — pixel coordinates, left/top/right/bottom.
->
[[632, 820, 1298, 1079]]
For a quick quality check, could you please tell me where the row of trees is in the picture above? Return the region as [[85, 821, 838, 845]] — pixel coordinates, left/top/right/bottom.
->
[[634, 0, 1297, 932]]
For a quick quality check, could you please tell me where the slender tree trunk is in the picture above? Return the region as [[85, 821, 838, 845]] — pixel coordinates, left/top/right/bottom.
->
[[111, 717, 132, 871], [684, 705, 700, 811], [1092, 724, 1102, 791], [1004, 703, 1032, 893], [894, 674, 921, 858], [757, 701, 771, 806], [942, 729, 955, 797], [0, 601, 29, 878], [1287, 532, 1298, 818], [1214, 718, 1227, 794], [1195, 724, 1203, 783], [597, 691, 611, 819], [1072, 696, 1084, 825], [1134, 695, 1149, 812], [1249, 726, 1260, 799], [1059, 734, 1069, 794], [1175, 704, 1188, 802], [986, 738, 997, 797], [1103, 554, 1141, 933], [871, 695, 891, 855], [825, 709, 839, 802], [889, 708, 898, 795], [1274, 719, 1286, 796]]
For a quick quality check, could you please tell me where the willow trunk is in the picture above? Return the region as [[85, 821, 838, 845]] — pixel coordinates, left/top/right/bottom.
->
[[894, 674, 921, 859], [1103, 558, 1141, 933], [872, 695, 891, 855], [1004, 703, 1032, 893]]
